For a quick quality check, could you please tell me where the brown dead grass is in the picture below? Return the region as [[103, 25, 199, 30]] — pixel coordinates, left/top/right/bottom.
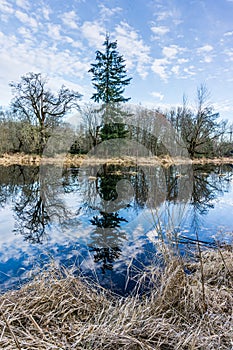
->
[[0, 245, 232, 349], [1, 152, 233, 168]]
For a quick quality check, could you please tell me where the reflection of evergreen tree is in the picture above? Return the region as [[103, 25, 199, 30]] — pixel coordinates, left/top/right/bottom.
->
[[89, 165, 140, 272], [96, 163, 148, 207], [97, 164, 120, 201], [89, 212, 127, 273], [87, 163, 149, 272], [90, 211, 127, 228], [90, 247, 121, 273]]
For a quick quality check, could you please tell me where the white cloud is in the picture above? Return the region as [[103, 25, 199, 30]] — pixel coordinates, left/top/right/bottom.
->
[[61, 10, 79, 29], [213, 99, 233, 114], [18, 26, 33, 40], [203, 56, 213, 63], [65, 36, 84, 49], [0, 0, 14, 14], [197, 44, 213, 53], [225, 48, 233, 61], [151, 25, 170, 36], [115, 22, 151, 79], [15, 10, 38, 30], [224, 31, 233, 36], [197, 45, 214, 64], [151, 45, 186, 80], [177, 58, 189, 64], [16, 0, 30, 10], [0, 28, 90, 106], [47, 76, 87, 97], [151, 58, 169, 81], [0, 0, 13, 21], [162, 45, 180, 59], [81, 21, 105, 48], [47, 24, 61, 40], [99, 4, 122, 19], [154, 6, 182, 26], [171, 65, 180, 75], [183, 66, 196, 76], [42, 5, 52, 20], [151, 91, 164, 101]]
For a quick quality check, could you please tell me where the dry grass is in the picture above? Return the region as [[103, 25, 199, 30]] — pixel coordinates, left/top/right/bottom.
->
[[0, 245, 232, 349], [191, 157, 233, 165], [0, 153, 41, 166], [1, 152, 233, 168]]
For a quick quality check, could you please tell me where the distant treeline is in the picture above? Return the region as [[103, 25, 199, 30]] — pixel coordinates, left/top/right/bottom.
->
[[0, 101, 233, 159], [0, 72, 233, 159]]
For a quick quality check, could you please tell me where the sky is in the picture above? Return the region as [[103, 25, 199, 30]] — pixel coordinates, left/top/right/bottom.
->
[[0, 0, 233, 121]]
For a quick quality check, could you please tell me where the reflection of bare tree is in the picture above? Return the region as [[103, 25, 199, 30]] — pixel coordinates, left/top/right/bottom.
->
[[13, 165, 71, 243], [151, 164, 233, 250], [12, 166, 49, 243], [1, 162, 233, 253], [164, 164, 233, 212], [191, 164, 233, 214], [0, 165, 35, 208], [166, 164, 233, 248], [14, 185, 49, 243]]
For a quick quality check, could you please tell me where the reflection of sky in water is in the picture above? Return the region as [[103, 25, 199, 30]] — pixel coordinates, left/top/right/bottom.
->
[[0, 165, 233, 294]]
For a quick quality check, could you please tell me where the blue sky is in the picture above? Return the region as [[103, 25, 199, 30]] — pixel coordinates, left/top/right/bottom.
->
[[1, 0, 233, 121]]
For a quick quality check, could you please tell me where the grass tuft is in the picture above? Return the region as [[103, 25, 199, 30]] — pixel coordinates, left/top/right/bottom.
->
[[0, 246, 232, 349]]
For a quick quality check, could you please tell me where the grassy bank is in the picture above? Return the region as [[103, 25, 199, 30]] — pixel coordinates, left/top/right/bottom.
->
[[0, 245, 232, 349], [1, 152, 233, 167]]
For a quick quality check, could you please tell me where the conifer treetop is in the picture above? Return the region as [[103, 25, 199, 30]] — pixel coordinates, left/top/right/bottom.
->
[[89, 34, 132, 104]]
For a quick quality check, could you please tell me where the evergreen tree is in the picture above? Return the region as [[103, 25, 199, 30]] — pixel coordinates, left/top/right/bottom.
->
[[89, 34, 132, 141], [89, 34, 132, 103]]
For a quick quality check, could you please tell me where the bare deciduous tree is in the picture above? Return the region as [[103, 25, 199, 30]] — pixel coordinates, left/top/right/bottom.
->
[[167, 85, 226, 158], [9, 72, 82, 154]]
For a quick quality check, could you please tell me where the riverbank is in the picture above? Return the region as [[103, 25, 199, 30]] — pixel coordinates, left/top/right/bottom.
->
[[0, 245, 232, 349], [1, 152, 233, 167]]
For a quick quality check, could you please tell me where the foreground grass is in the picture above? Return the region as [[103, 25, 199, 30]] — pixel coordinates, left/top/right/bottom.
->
[[0, 246, 232, 349]]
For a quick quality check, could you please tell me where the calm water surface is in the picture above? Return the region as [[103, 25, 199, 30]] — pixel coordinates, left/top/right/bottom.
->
[[0, 163, 232, 295]]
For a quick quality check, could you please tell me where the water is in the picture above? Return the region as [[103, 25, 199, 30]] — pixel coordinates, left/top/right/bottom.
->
[[0, 162, 233, 295]]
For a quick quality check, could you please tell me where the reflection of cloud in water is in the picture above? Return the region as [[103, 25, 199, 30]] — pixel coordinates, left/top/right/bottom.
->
[[1, 163, 233, 293], [0, 205, 15, 244], [81, 223, 150, 274]]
